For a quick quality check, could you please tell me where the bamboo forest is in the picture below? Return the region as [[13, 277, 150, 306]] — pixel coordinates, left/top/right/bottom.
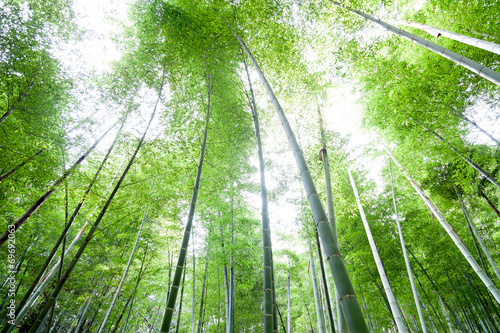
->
[[2, 0, 500, 331]]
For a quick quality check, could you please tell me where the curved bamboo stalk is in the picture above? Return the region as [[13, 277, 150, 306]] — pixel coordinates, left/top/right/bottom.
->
[[243, 55, 276, 333], [332, 2, 500, 86], [235, 33, 368, 333], [160, 74, 211, 333], [348, 169, 407, 332], [389, 165, 427, 333], [395, 20, 500, 55], [384, 144, 500, 304]]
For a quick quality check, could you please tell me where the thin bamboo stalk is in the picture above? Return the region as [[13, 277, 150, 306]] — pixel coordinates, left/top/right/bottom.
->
[[349, 169, 407, 332], [310, 245, 327, 333], [0, 122, 116, 247], [160, 74, 211, 333], [389, 165, 427, 332], [97, 180, 154, 333], [456, 190, 500, 282], [243, 55, 276, 333]]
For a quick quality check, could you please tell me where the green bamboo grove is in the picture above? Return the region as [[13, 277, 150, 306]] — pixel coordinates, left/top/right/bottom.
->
[[1, 0, 500, 332]]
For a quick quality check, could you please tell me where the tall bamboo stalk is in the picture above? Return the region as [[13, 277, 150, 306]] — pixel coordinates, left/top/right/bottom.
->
[[315, 232, 336, 333], [332, 2, 500, 86], [0, 148, 45, 182], [196, 260, 209, 333], [309, 245, 327, 333], [395, 20, 500, 55], [318, 114, 346, 332], [385, 143, 500, 303], [455, 189, 500, 283], [175, 267, 187, 333], [235, 32, 368, 333], [348, 169, 407, 332], [74, 287, 98, 333], [26, 61, 167, 333], [287, 260, 291, 333], [243, 55, 276, 333], [389, 164, 427, 332], [0, 123, 116, 247], [97, 180, 154, 333], [160, 74, 211, 333]]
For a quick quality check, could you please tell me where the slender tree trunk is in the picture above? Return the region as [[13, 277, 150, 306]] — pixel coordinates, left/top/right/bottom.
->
[[349, 169, 407, 332], [0, 66, 42, 125], [287, 260, 291, 333], [229, 203, 236, 333], [26, 64, 167, 333], [385, 144, 500, 303], [98, 180, 154, 333], [450, 109, 500, 146], [218, 269, 221, 333], [0, 148, 45, 182], [196, 260, 209, 333], [412, 271, 448, 333], [332, 2, 500, 86], [175, 267, 187, 333], [455, 188, 500, 282], [315, 232, 336, 333], [395, 20, 500, 55], [427, 128, 500, 190], [389, 165, 427, 332], [309, 246, 327, 333], [317, 113, 345, 333], [191, 229, 196, 333], [74, 287, 98, 333], [358, 286, 375, 333], [0, 123, 116, 247], [122, 246, 149, 333], [235, 32, 368, 333], [243, 56, 276, 333], [478, 187, 500, 218], [3, 146, 124, 333], [110, 295, 133, 333], [408, 247, 465, 332], [160, 74, 211, 333], [219, 222, 230, 331]]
